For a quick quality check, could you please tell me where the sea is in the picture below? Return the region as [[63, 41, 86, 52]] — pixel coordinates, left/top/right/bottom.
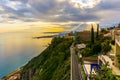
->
[[0, 32, 52, 77]]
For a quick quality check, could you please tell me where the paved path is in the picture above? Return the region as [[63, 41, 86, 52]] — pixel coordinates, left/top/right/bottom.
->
[[71, 45, 81, 80]]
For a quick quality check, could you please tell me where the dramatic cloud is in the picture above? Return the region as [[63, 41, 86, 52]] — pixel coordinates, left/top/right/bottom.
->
[[0, 0, 120, 27]]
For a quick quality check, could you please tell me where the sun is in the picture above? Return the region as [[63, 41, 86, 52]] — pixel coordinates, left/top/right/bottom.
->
[[70, 0, 101, 9]]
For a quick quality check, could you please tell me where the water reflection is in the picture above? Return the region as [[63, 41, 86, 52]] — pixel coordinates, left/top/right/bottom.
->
[[0, 32, 52, 77]]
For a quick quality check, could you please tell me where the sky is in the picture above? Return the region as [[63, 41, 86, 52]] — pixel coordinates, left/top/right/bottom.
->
[[0, 0, 120, 33]]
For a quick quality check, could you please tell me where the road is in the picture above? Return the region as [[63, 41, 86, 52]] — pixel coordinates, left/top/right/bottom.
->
[[71, 45, 81, 80]]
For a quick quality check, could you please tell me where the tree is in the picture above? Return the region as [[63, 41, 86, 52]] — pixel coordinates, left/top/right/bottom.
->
[[80, 48, 91, 57], [111, 40, 115, 45], [89, 62, 117, 80], [74, 31, 77, 44], [91, 41, 102, 55], [101, 40, 112, 54], [101, 28, 108, 34], [91, 24, 94, 44], [97, 63, 117, 80], [96, 24, 99, 39]]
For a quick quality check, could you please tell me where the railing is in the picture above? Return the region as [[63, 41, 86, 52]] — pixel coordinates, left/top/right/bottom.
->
[[82, 64, 90, 80], [98, 55, 106, 65]]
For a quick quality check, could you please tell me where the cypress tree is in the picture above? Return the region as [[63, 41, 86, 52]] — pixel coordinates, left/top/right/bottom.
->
[[96, 24, 99, 39], [91, 24, 94, 44], [74, 31, 77, 43]]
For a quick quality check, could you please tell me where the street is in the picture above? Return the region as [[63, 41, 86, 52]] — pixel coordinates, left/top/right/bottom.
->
[[71, 45, 81, 80]]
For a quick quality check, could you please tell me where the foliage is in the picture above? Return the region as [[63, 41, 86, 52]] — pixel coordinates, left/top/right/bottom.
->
[[101, 28, 108, 34], [90, 63, 117, 80], [91, 25, 94, 44], [81, 40, 101, 57], [101, 40, 111, 54], [74, 32, 78, 44], [115, 75, 120, 80], [81, 35, 112, 57], [20, 37, 72, 80], [99, 36, 111, 43], [80, 48, 92, 57], [91, 41, 101, 55], [96, 24, 99, 39], [107, 26, 115, 30], [111, 40, 115, 45]]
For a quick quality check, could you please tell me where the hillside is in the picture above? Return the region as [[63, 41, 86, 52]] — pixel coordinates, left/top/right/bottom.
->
[[20, 37, 73, 80]]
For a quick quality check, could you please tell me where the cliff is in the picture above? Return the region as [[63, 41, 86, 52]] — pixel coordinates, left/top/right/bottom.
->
[[20, 37, 72, 80]]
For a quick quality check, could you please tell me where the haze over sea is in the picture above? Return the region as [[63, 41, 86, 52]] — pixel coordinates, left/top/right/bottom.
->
[[0, 32, 52, 77]]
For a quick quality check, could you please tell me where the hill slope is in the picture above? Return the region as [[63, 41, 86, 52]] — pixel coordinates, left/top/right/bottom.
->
[[20, 37, 72, 80]]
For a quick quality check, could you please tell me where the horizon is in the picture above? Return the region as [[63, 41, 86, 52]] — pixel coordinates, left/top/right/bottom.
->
[[0, 0, 119, 34], [1, 0, 120, 79]]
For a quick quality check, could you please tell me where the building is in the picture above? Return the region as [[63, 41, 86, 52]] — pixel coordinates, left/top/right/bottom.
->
[[111, 28, 120, 40], [64, 31, 90, 41], [115, 34, 120, 68], [77, 31, 91, 41], [111, 25, 120, 68]]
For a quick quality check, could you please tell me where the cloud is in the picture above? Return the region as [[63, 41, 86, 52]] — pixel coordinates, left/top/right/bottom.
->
[[0, 0, 119, 27], [25, 0, 100, 22], [70, 0, 101, 9]]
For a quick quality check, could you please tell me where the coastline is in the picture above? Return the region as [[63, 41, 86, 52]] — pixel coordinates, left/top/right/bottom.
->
[[2, 38, 52, 80], [1, 30, 84, 80], [2, 68, 22, 80], [2, 29, 86, 79]]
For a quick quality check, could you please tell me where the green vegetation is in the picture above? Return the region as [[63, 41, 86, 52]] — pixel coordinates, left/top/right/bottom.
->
[[76, 24, 118, 80], [111, 40, 115, 45], [80, 24, 112, 57], [91, 25, 94, 44], [20, 37, 73, 80], [115, 75, 120, 80], [81, 36, 112, 57], [90, 63, 117, 80], [101, 40, 112, 55], [80, 40, 102, 57], [100, 28, 108, 34], [78, 56, 87, 79], [74, 32, 78, 43], [96, 24, 99, 39]]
